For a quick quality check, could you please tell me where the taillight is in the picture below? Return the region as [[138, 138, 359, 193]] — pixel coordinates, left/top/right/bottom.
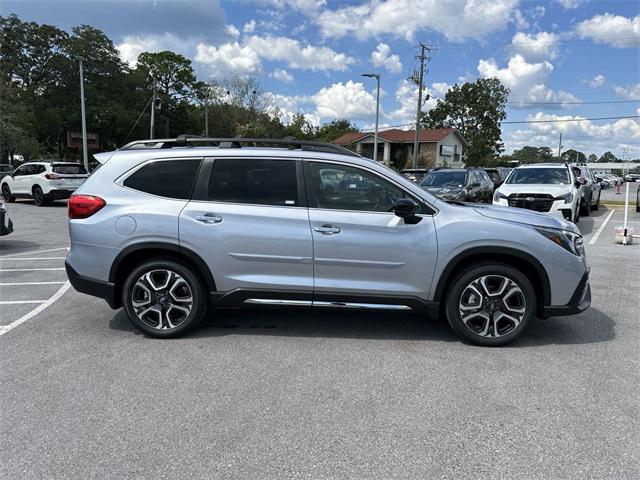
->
[[45, 173, 61, 180], [68, 195, 106, 219]]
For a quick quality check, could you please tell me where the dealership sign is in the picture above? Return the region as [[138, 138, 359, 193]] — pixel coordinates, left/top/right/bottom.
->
[[67, 131, 99, 149]]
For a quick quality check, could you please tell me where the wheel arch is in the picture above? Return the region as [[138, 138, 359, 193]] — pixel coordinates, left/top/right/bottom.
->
[[109, 242, 216, 309], [432, 246, 551, 317]]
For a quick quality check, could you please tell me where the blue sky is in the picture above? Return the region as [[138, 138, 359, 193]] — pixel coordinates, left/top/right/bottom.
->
[[3, 0, 639, 157]]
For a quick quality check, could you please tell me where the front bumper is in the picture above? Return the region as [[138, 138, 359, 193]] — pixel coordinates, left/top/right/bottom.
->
[[541, 271, 591, 317], [65, 262, 118, 308]]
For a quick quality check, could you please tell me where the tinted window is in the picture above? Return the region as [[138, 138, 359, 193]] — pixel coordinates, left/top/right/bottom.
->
[[306, 162, 413, 212], [53, 163, 87, 174], [124, 159, 201, 199], [36, 165, 46, 174], [420, 171, 467, 187], [507, 168, 570, 185], [209, 159, 298, 206]]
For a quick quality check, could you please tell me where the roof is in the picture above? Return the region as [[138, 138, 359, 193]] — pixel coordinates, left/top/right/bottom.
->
[[518, 163, 569, 168], [334, 128, 464, 145]]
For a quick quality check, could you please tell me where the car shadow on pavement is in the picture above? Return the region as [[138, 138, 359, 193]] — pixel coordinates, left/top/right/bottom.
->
[[0, 239, 41, 254], [109, 306, 615, 346]]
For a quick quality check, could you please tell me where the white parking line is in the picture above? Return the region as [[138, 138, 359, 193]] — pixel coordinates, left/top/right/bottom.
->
[[0, 300, 47, 305], [0, 268, 65, 272], [0, 282, 71, 337], [0, 281, 66, 286], [0, 257, 67, 261], [0, 247, 69, 259], [589, 209, 616, 245]]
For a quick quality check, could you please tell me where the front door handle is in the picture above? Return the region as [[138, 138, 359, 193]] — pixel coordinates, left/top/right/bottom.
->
[[195, 214, 223, 224], [313, 224, 341, 235]]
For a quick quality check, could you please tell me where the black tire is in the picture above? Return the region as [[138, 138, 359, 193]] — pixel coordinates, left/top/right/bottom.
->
[[1, 184, 15, 203], [122, 259, 207, 338], [580, 195, 590, 216], [573, 204, 580, 224], [445, 263, 536, 347], [32, 186, 47, 206], [591, 191, 600, 211]]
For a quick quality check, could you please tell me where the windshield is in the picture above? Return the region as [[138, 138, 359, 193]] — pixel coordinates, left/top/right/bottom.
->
[[420, 171, 467, 188], [506, 168, 570, 185], [52, 163, 87, 174]]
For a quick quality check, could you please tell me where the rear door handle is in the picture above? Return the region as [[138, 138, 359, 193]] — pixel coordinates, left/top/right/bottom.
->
[[313, 224, 341, 235], [195, 214, 223, 224]]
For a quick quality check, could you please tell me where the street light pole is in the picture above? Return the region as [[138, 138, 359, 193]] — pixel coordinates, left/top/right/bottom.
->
[[362, 73, 381, 163], [150, 82, 157, 140], [79, 57, 89, 172]]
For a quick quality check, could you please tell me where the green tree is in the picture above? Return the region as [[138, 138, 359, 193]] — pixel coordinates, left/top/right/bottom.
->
[[423, 78, 509, 166], [599, 151, 618, 163], [561, 149, 587, 163], [508, 146, 554, 163], [317, 119, 358, 142], [587, 153, 597, 163]]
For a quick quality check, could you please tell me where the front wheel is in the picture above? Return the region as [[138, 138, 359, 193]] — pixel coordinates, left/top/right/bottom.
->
[[122, 259, 207, 338], [445, 264, 536, 346], [2, 184, 15, 203]]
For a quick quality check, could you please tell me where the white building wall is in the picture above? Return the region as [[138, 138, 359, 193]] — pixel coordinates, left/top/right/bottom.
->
[[436, 133, 465, 167]]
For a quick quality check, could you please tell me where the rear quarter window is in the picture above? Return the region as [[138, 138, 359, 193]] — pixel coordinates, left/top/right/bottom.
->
[[123, 159, 201, 199]]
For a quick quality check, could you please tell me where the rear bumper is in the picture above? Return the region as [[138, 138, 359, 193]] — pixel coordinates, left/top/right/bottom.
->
[[0, 210, 12, 236], [46, 189, 75, 199], [65, 262, 118, 308], [541, 271, 591, 317]]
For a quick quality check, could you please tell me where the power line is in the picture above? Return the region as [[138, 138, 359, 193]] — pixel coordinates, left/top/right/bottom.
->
[[502, 115, 640, 124], [507, 99, 640, 105]]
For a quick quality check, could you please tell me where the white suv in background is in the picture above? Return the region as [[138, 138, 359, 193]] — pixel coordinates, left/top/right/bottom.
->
[[493, 163, 581, 223], [1, 162, 88, 206]]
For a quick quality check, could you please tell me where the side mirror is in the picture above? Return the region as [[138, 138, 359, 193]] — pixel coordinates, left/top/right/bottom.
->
[[578, 176, 587, 185], [392, 198, 420, 222]]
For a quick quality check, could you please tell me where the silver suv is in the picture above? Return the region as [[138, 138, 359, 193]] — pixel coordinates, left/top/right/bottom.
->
[[65, 137, 591, 346]]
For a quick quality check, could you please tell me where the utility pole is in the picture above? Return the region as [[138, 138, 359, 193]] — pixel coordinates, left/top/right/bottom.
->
[[150, 82, 157, 140], [412, 43, 435, 169], [79, 57, 89, 172], [204, 102, 209, 137], [362, 73, 381, 163], [557, 132, 563, 160]]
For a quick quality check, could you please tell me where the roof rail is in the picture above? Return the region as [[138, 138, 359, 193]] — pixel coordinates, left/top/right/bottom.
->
[[119, 135, 361, 157]]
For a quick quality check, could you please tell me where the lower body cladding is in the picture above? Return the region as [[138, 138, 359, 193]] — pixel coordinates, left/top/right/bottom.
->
[[0, 208, 13, 236], [65, 261, 590, 320], [45, 189, 75, 200]]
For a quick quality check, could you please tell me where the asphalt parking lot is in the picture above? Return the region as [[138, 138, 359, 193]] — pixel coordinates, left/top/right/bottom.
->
[[1, 199, 639, 479]]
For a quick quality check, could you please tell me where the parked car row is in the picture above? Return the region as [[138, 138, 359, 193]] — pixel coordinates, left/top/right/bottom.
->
[[1, 161, 88, 206]]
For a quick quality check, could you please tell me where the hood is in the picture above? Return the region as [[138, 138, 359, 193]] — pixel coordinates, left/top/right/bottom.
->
[[472, 203, 579, 234], [423, 186, 463, 195], [496, 183, 574, 196]]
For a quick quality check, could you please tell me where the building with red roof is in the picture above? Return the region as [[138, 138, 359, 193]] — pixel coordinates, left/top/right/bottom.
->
[[333, 128, 467, 168]]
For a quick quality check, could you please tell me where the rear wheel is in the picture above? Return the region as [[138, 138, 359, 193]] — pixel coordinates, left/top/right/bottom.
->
[[445, 263, 536, 346], [1, 184, 14, 203], [580, 194, 591, 216], [32, 186, 48, 206], [122, 259, 207, 338]]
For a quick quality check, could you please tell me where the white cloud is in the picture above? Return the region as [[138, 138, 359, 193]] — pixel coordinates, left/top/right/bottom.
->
[[431, 82, 451, 97], [554, 0, 583, 9], [510, 31, 560, 61], [317, 0, 518, 42], [576, 14, 640, 48], [270, 68, 294, 83], [313, 81, 377, 120], [245, 35, 355, 71], [268, 93, 318, 125], [225, 24, 240, 39], [370, 43, 403, 74], [116, 33, 194, 66], [243, 20, 256, 33], [478, 54, 579, 108], [255, 0, 326, 15], [195, 42, 262, 78], [589, 74, 606, 88], [613, 83, 640, 99], [512, 10, 529, 30], [505, 111, 640, 157], [387, 79, 438, 124]]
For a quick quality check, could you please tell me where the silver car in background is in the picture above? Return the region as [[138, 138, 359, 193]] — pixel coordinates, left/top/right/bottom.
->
[[65, 137, 591, 346]]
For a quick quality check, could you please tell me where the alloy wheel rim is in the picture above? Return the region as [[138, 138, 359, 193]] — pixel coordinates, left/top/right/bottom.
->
[[131, 269, 193, 330], [458, 275, 526, 338]]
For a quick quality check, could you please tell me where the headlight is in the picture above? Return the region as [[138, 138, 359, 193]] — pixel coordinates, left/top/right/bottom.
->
[[494, 190, 508, 202], [535, 227, 584, 256], [554, 192, 573, 204]]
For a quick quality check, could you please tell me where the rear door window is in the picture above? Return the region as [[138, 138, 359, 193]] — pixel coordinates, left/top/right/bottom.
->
[[208, 159, 299, 207], [123, 159, 201, 199], [53, 164, 87, 175]]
